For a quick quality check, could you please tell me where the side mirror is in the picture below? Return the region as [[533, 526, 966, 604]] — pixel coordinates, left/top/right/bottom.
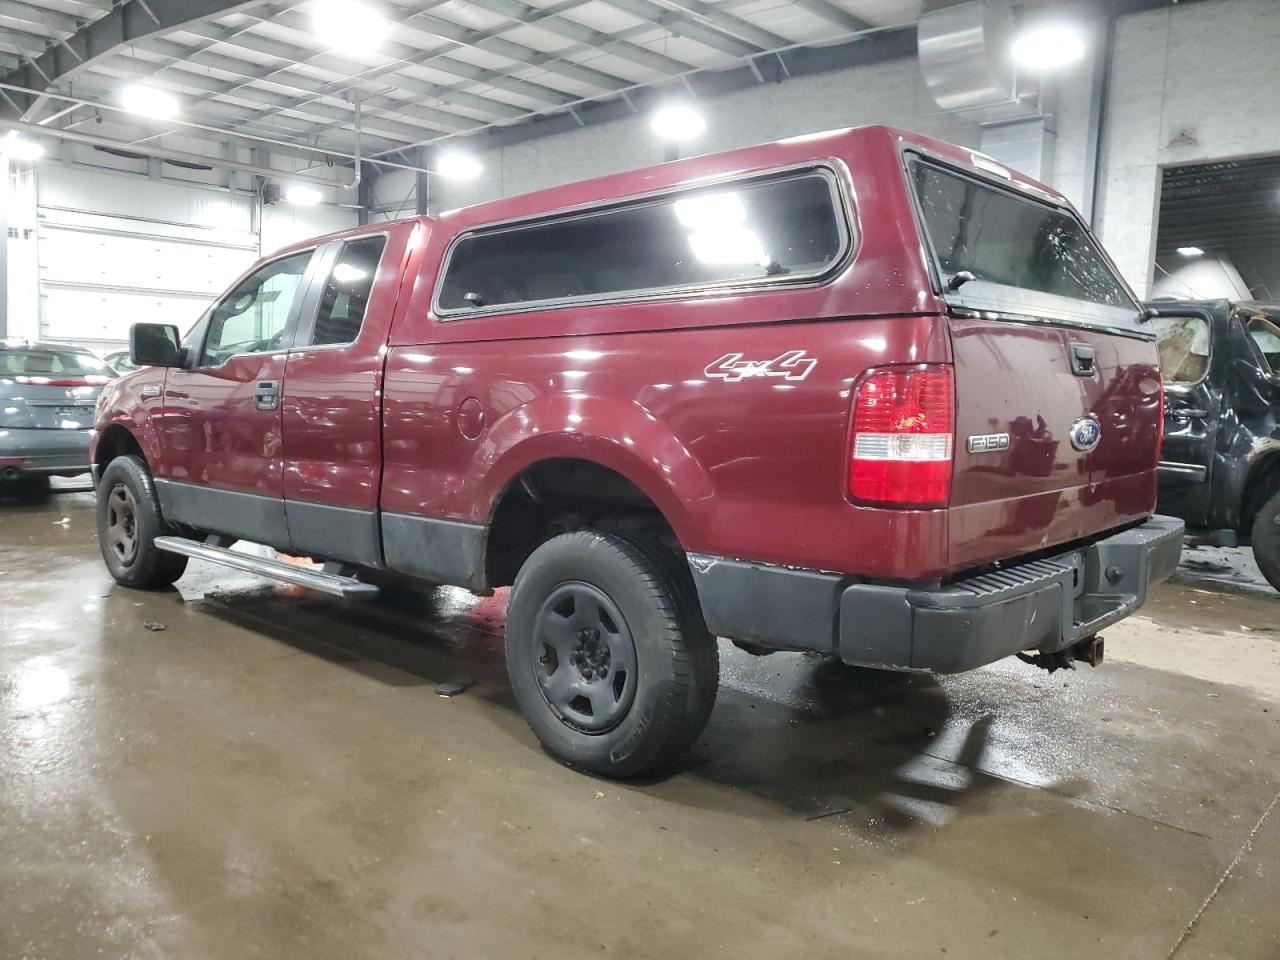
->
[[130, 323, 182, 368]]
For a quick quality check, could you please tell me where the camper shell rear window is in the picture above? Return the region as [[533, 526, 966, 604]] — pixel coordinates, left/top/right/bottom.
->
[[907, 156, 1143, 332]]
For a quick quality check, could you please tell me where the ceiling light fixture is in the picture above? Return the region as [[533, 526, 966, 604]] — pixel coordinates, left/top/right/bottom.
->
[[285, 185, 324, 206], [121, 84, 180, 120], [651, 104, 706, 141], [435, 151, 482, 180], [312, 0, 390, 54], [1012, 24, 1087, 71], [0, 132, 44, 162], [1177, 246, 1205, 257]]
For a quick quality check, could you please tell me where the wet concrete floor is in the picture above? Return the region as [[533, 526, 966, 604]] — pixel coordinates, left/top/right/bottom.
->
[[2, 482, 1279, 959]]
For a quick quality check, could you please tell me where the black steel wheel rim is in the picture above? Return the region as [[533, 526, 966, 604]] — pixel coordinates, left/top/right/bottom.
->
[[532, 581, 639, 733], [105, 483, 139, 566]]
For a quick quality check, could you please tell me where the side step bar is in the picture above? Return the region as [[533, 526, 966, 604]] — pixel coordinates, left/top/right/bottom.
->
[[154, 536, 379, 599]]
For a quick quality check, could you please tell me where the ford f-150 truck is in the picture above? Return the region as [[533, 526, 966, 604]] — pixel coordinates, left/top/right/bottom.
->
[[91, 126, 1183, 777]]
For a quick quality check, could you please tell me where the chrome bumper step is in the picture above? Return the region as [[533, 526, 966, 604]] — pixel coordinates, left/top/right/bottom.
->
[[154, 536, 379, 599]]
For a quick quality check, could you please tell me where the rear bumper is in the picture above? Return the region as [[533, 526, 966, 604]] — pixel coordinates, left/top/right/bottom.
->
[[0, 428, 93, 476], [687, 515, 1185, 673]]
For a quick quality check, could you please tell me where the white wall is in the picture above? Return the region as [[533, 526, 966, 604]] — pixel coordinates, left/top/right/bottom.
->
[[1089, 0, 1280, 297]]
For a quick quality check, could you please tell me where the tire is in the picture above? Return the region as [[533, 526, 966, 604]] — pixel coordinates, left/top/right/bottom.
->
[[96, 455, 188, 589], [505, 530, 719, 778], [1252, 488, 1280, 593]]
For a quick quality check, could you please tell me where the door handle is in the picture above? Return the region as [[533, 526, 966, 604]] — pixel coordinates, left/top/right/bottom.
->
[[1069, 342, 1096, 377], [254, 380, 280, 411]]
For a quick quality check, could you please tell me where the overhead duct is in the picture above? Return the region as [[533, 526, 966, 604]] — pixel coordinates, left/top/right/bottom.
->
[[918, 0, 1042, 124]]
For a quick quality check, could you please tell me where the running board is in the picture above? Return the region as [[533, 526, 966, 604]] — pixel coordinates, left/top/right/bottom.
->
[[154, 536, 379, 599]]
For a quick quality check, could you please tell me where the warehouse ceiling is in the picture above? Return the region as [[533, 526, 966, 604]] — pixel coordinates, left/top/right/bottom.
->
[[0, 0, 925, 172]]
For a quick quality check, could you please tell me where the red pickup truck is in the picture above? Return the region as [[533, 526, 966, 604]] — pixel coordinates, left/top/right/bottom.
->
[[92, 125, 1183, 777]]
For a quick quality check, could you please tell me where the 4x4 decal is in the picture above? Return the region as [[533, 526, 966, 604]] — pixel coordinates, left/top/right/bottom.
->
[[704, 350, 817, 383]]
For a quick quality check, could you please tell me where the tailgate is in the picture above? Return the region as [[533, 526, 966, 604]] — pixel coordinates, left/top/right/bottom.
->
[[947, 316, 1162, 571]]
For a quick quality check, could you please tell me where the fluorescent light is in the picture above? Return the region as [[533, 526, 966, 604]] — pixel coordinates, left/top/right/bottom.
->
[[436, 151, 482, 180], [285, 185, 323, 206], [674, 192, 746, 229], [312, 0, 389, 54], [0, 132, 43, 162], [1177, 246, 1205, 257], [687, 227, 768, 266], [121, 84, 180, 120], [1012, 24, 1087, 70], [651, 104, 705, 141], [332, 262, 368, 283]]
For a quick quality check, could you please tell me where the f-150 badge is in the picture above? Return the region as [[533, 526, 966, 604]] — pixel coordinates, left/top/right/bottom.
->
[[704, 350, 816, 383]]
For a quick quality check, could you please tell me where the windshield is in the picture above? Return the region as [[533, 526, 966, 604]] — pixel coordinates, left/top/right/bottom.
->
[[910, 158, 1141, 329], [0, 348, 117, 382]]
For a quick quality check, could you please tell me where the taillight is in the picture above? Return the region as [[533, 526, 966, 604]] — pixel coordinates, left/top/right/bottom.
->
[[849, 364, 954, 507]]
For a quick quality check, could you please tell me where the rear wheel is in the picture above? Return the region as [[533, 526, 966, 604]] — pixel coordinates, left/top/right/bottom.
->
[[1252, 489, 1280, 593], [505, 530, 718, 778], [96, 455, 188, 589]]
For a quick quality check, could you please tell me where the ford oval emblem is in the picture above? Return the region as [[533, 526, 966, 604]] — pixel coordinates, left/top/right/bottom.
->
[[1069, 416, 1102, 453]]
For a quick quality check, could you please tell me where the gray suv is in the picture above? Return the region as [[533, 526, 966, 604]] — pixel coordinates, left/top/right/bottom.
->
[[0, 340, 116, 499]]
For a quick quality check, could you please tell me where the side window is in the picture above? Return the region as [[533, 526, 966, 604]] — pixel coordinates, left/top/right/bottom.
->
[[309, 236, 387, 346], [1246, 315, 1280, 376], [436, 170, 846, 314], [201, 250, 312, 366], [1152, 314, 1211, 384]]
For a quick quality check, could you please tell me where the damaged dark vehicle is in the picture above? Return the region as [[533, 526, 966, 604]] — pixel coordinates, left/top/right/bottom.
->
[[1149, 299, 1280, 591]]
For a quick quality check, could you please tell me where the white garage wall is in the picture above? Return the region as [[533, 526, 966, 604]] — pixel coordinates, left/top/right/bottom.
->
[[27, 157, 358, 351], [1048, 0, 1280, 297]]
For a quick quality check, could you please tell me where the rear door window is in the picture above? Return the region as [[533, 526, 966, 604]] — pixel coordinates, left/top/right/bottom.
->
[[909, 158, 1141, 329], [436, 169, 847, 315], [309, 236, 388, 346], [1152, 314, 1211, 383]]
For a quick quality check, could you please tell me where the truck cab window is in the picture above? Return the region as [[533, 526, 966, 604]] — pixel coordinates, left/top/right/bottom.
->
[[1151, 314, 1211, 383], [1246, 315, 1280, 376], [310, 236, 388, 346], [202, 251, 312, 366]]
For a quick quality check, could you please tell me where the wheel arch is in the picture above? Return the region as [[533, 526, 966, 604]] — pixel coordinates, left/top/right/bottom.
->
[[1242, 448, 1280, 532]]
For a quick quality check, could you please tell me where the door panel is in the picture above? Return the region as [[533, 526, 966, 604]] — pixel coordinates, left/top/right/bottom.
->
[[156, 248, 317, 546], [281, 225, 414, 564]]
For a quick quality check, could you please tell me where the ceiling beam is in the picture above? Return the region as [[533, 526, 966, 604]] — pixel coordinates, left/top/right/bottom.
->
[[0, 0, 83, 38], [0, 0, 268, 118]]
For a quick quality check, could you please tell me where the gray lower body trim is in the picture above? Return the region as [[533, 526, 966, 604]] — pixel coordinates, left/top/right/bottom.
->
[[154, 478, 292, 551], [286, 499, 382, 567], [381, 512, 487, 592], [687, 516, 1185, 673]]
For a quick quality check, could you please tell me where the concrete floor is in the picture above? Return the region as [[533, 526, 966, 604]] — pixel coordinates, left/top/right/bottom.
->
[[2, 482, 1279, 960]]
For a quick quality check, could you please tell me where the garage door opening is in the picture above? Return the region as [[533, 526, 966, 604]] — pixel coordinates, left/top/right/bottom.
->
[[1153, 155, 1280, 301]]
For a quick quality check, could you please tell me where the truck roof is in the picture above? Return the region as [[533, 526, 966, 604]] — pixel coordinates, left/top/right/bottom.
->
[[271, 124, 1073, 258]]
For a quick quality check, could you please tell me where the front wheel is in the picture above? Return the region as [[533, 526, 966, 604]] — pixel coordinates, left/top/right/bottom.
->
[[1252, 488, 1280, 593], [96, 455, 188, 589], [505, 530, 718, 778]]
